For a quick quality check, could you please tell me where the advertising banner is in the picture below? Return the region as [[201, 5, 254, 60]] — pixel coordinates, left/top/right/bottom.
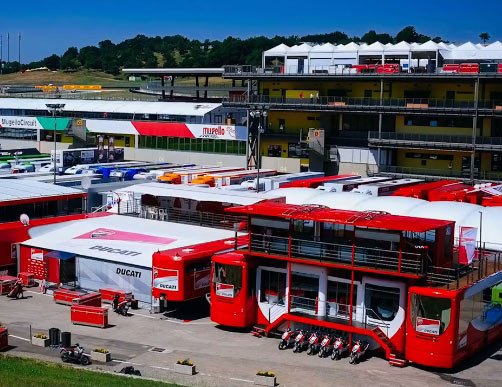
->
[[215, 282, 235, 298], [152, 269, 179, 292], [459, 227, 477, 265], [0, 116, 42, 129], [77, 258, 151, 302], [193, 269, 211, 290], [416, 317, 441, 335]]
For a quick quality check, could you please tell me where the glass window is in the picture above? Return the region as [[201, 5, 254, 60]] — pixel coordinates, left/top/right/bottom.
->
[[411, 294, 451, 335], [260, 270, 286, 305], [365, 284, 400, 322], [327, 281, 357, 318], [213, 263, 242, 288]]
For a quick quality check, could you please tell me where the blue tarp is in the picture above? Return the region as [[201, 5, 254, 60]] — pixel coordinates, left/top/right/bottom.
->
[[43, 251, 75, 260]]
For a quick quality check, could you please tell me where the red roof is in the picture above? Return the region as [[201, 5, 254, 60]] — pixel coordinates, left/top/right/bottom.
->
[[153, 235, 248, 263], [227, 201, 453, 232], [392, 180, 460, 199], [212, 251, 247, 265]]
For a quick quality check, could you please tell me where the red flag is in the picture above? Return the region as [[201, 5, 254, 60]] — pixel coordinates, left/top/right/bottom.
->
[[458, 227, 477, 265]]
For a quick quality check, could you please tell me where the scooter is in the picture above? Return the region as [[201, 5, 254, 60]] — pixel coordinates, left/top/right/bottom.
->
[[306, 331, 321, 355], [349, 340, 370, 364], [7, 281, 24, 299], [278, 328, 298, 350], [60, 343, 91, 365], [318, 334, 332, 358], [293, 330, 308, 353], [331, 336, 348, 360], [113, 300, 130, 316]]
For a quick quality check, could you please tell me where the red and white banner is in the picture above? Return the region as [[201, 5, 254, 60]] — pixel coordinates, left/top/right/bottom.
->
[[416, 317, 441, 335], [215, 283, 235, 298], [153, 268, 179, 292], [458, 226, 477, 265]]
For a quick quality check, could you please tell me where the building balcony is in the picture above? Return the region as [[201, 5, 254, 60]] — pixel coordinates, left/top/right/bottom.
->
[[368, 132, 502, 151], [249, 233, 428, 277], [223, 95, 502, 116]]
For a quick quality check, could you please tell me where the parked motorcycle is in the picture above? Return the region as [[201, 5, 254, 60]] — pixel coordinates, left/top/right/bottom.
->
[[60, 343, 91, 365], [113, 295, 130, 316], [331, 336, 348, 360], [7, 280, 23, 299], [318, 334, 332, 358], [306, 331, 321, 355], [293, 330, 308, 353], [349, 340, 370, 364], [278, 328, 298, 350]]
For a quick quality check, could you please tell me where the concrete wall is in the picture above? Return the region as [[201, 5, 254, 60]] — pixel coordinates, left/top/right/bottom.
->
[[0, 138, 38, 150], [261, 156, 301, 173], [125, 147, 247, 167]]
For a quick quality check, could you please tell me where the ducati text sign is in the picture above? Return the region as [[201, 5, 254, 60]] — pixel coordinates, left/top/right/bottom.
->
[[215, 282, 234, 298], [153, 269, 179, 292], [416, 317, 441, 335]]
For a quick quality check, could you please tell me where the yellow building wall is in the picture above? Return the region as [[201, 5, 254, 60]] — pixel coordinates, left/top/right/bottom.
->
[[267, 111, 320, 134], [395, 116, 479, 136], [390, 82, 475, 100], [396, 149, 467, 170]]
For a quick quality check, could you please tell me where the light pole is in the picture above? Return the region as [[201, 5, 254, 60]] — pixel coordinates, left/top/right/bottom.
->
[[250, 108, 267, 192], [46, 103, 65, 184]]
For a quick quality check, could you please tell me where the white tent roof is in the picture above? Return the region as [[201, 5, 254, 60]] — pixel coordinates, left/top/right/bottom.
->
[[264, 43, 290, 55], [338, 42, 360, 51], [115, 183, 283, 206], [0, 180, 83, 202], [484, 41, 502, 50], [359, 41, 385, 54], [0, 98, 220, 116], [275, 189, 502, 251], [23, 214, 236, 267], [288, 43, 312, 55], [267, 187, 324, 204], [413, 40, 439, 51], [385, 41, 411, 51], [310, 43, 336, 52]]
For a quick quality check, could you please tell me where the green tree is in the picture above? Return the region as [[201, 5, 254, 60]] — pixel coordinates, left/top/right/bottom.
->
[[60, 47, 81, 69], [395, 26, 419, 42], [79, 46, 102, 69], [43, 54, 61, 70], [479, 32, 490, 44]]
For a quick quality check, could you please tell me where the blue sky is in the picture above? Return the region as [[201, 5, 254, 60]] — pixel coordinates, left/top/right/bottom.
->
[[1, 0, 501, 63]]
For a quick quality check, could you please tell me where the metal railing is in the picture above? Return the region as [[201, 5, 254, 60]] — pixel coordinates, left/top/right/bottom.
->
[[289, 295, 389, 336], [223, 65, 502, 78], [427, 250, 502, 289], [250, 233, 427, 275], [373, 165, 502, 181], [117, 201, 246, 230], [368, 132, 502, 149], [224, 94, 502, 112]]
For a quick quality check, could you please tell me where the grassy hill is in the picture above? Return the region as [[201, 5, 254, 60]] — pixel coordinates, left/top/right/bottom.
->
[[0, 70, 127, 87]]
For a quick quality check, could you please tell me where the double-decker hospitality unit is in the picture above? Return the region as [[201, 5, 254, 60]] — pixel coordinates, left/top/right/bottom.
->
[[210, 201, 502, 368]]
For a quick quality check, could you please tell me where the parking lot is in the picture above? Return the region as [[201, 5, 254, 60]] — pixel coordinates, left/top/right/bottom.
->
[[1, 289, 501, 387]]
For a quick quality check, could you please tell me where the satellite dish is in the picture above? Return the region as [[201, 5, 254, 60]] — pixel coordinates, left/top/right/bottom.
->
[[20, 213, 30, 226], [81, 176, 92, 190]]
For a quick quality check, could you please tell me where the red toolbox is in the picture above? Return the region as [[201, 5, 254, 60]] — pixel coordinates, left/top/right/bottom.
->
[[0, 276, 18, 295], [72, 292, 102, 307], [99, 288, 133, 304], [0, 327, 8, 350], [18, 272, 36, 287], [53, 289, 85, 305], [70, 305, 108, 328]]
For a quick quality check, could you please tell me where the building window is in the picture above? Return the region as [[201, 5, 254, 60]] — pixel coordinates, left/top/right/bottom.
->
[[260, 270, 286, 305], [491, 153, 502, 171], [365, 284, 400, 322], [410, 294, 451, 335]]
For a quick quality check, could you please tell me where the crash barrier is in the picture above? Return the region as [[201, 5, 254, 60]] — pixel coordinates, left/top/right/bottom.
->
[[61, 331, 71, 348], [0, 327, 8, 350], [18, 272, 35, 287], [49, 328, 61, 346], [70, 305, 108, 328], [99, 288, 132, 304], [71, 293, 102, 307], [53, 289, 86, 305], [0, 275, 17, 295]]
